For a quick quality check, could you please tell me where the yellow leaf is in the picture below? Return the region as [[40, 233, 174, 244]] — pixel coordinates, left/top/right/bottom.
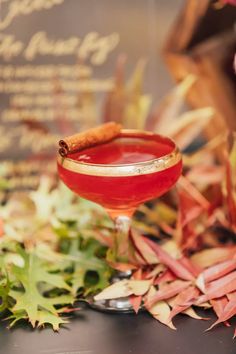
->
[[128, 280, 151, 296], [183, 307, 206, 320], [146, 286, 176, 330], [195, 274, 206, 293], [161, 240, 181, 259], [94, 279, 151, 301]]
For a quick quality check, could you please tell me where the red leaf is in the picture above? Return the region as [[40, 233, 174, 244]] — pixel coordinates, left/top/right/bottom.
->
[[203, 259, 236, 283], [129, 295, 142, 314], [169, 286, 200, 320], [207, 299, 236, 330], [210, 297, 228, 318], [178, 176, 210, 210], [179, 256, 201, 277], [227, 291, 236, 301], [145, 280, 191, 308], [224, 151, 236, 228], [129, 269, 143, 314], [144, 238, 194, 281], [197, 271, 236, 303], [131, 231, 159, 264], [154, 270, 176, 285], [191, 247, 236, 268], [186, 165, 224, 186], [222, 0, 236, 6]]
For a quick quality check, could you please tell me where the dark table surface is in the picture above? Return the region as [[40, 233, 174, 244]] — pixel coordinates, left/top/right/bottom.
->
[[0, 303, 235, 354]]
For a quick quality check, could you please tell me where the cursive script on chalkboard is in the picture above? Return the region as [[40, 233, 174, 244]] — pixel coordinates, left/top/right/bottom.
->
[[0, 0, 64, 30], [0, 31, 120, 64]]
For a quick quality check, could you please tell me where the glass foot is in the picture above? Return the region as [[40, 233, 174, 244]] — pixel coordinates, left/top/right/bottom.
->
[[88, 270, 137, 313], [89, 296, 134, 313]]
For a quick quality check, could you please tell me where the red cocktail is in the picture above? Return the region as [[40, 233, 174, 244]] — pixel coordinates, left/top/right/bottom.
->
[[57, 129, 182, 311], [58, 130, 182, 217]]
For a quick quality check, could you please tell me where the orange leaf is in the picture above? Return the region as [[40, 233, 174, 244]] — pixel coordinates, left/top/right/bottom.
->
[[202, 259, 236, 283], [146, 287, 176, 330], [94, 279, 151, 301], [131, 231, 159, 264], [145, 280, 191, 308], [129, 295, 142, 314], [168, 286, 199, 320], [144, 238, 194, 281], [210, 297, 228, 318], [207, 299, 236, 330], [197, 271, 236, 303], [191, 247, 236, 268], [129, 268, 143, 313], [154, 270, 176, 285]]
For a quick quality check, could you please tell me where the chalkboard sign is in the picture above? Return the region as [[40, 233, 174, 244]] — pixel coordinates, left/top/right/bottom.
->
[[0, 0, 182, 191]]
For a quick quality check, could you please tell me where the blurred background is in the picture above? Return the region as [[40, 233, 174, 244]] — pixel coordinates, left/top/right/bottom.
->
[[0, 0, 235, 190]]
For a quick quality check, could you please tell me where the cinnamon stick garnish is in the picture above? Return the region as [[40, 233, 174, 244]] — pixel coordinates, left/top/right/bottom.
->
[[59, 122, 122, 157]]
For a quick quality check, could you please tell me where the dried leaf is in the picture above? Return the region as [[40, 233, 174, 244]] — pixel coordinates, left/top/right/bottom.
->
[[202, 259, 236, 283], [168, 286, 199, 320], [210, 297, 228, 318], [129, 294, 142, 314], [144, 238, 194, 281], [178, 176, 210, 210], [94, 279, 151, 301], [131, 231, 159, 264], [207, 299, 236, 330], [224, 151, 236, 228], [227, 291, 236, 301], [197, 271, 236, 303], [145, 280, 191, 308], [154, 269, 176, 285], [183, 307, 207, 320], [146, 264, 165, 280], [148, 75, 196, 132], [146, 286, 176, 330], [129, 269, 143, 313], [167, 108, 214, 150], [186, 165, 224, 187], [191, 247, 236, 268]]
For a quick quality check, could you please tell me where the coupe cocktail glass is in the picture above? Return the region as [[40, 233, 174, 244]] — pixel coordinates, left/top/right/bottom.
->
[[57, 129, 182, 311]]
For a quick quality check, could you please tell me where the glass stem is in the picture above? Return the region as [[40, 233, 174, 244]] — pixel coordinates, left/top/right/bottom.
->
[[114, 215, 132, 262]]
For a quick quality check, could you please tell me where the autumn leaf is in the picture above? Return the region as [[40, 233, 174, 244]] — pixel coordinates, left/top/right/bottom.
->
[[154, 269, 176, 285], [191, 247, 236, 268], [168, 286, 199, 320], [129, 269, 143, 314], [0, 278, 10, 312], [202, 259, 236, 283], [145, 280, 191, 308], [207, 299, 236, 330], [9, 247, 73, 328], [37, 310, 68, 331], [197, 271, 236, 304], [94, 279, 151, 301], [210, 297, 228, 318], [131, 231, 160, 264], [146, 286, 176, 330], [67, 239, 111, 295], [143, 238, 194, 281]]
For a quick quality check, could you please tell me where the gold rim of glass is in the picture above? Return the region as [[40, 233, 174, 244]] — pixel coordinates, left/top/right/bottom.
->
[[57, 129, 182, 177]]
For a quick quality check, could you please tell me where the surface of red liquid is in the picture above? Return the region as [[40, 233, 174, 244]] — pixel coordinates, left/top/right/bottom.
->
[[58, 133, 182, 214]]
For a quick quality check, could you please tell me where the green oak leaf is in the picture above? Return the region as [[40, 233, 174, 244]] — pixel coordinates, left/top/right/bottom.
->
[[68, 239, 111, 294], [9, 248, 73, 328], [37, 309, 68, 331], [0, 277, 10, 312]]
